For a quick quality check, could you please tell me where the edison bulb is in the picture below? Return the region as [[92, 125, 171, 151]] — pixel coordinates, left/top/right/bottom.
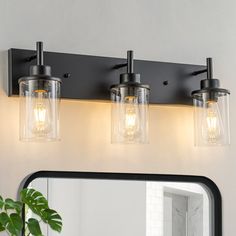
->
[[111, 86, 149, 144], [193, 89, 230, 146], [123, 96, 140, 141], [202, 101, 224, 144], [30, 90, 51, 136]]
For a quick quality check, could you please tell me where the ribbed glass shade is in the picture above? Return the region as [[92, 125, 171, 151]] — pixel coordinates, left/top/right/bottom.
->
[[19, 79, 61, 141], [193, 91, 230, 146], [111, 86, 149, 144]]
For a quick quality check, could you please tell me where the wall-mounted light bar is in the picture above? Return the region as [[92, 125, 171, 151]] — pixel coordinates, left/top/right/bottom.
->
[[8, 44, 204, 104], [8, 42, 230, 146]]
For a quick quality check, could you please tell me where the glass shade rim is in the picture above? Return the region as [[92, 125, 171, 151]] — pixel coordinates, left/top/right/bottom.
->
[[18, 76, 62, 84], [192, 88, 230, 100], [110, 83, 150, 90]]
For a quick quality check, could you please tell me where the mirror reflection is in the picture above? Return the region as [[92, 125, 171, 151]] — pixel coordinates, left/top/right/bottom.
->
[[27, 178, 212, 236]]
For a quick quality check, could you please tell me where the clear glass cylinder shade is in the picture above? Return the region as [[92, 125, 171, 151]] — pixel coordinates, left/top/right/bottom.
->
[[19, 79, 61, 141], [193, 92, 230, 146], [111, 86, 149, 144]]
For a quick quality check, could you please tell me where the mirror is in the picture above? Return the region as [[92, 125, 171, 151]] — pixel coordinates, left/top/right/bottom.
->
[[21, 171, 222, 236]]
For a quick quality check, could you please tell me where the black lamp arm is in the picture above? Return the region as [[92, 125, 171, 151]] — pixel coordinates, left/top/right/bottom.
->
[[25, 54, 37, 62], [113, 50, 134, 73], [36, 42, 44, 66], [112, 63, 128, 69], [192, 58, 213, 79], [25, 41, 44, 64], [206, 57, 213, 80], [192, 68, 207, 76]]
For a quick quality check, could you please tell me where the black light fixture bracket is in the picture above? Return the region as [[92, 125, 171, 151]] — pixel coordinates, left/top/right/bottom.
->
[[192, 58, 230, 102], [17, 42, 61, 90], [119, 50, 141, 84], [110, 50, 150, 94], [8, 44, 206, 105]]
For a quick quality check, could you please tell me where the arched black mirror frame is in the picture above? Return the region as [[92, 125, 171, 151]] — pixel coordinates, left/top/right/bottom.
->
[[20, 171, 222, 236]]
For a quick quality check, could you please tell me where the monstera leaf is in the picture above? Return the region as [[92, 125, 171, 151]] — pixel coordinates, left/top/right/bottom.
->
[[5, 199, 23, 214], [21, 189, 62, 234], [0, 196, 4, 210], [0, 212, 23, 236], [41, 209, 62, 233], [27, 218, 43, 236], [0, 197, 23, 235], [20, 189, 49, 218], [0, 222, 4, 232], [0, 189, 62, 236]]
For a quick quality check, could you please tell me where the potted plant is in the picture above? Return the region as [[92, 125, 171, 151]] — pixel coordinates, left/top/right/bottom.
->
[[0, 188, 62, 236]]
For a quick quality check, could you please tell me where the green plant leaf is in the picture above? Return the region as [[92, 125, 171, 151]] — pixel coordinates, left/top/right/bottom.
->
[[0, 196, 4, 210], [0, 212, 8, 227], [42, 209, 62, 232], [0, 222, 4, 232], [20, 188, 49, 218], [5, 199, 23, 214], [10, 213, 23, 233], [0, 212, 23, 236], [27, 218, 43, 236], [21, 188, 63, 234], [15, 201, 23, 213]]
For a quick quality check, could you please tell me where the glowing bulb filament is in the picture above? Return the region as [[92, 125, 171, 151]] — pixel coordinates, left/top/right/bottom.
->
[[204, 102, 222, 144], [207, 112, 217, 132], [122, 96, 140, 141], [125, 111, 137, 136], [34, 104, 47, 132], [31, 90, 51, 136]]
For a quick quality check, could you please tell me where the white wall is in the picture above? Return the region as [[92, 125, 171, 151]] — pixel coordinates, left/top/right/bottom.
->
[[0, 0, 235, 235]]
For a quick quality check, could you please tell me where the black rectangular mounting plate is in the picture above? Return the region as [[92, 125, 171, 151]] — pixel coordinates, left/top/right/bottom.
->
[[8, 49, 205, 105]]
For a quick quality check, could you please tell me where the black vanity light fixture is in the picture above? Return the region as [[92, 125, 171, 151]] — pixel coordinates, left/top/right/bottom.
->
[[8, 42, 230, 145], [110, 51, 150, 144], [18, 42, 61, 141], [192, 58, 230, 146]]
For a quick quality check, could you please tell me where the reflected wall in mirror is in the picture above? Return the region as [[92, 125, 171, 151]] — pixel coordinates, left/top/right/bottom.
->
[[21, 172, 222, 236]]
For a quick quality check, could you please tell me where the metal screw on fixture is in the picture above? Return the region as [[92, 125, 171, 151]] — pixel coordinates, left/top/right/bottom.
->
[[63, 73, 71, 78]]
